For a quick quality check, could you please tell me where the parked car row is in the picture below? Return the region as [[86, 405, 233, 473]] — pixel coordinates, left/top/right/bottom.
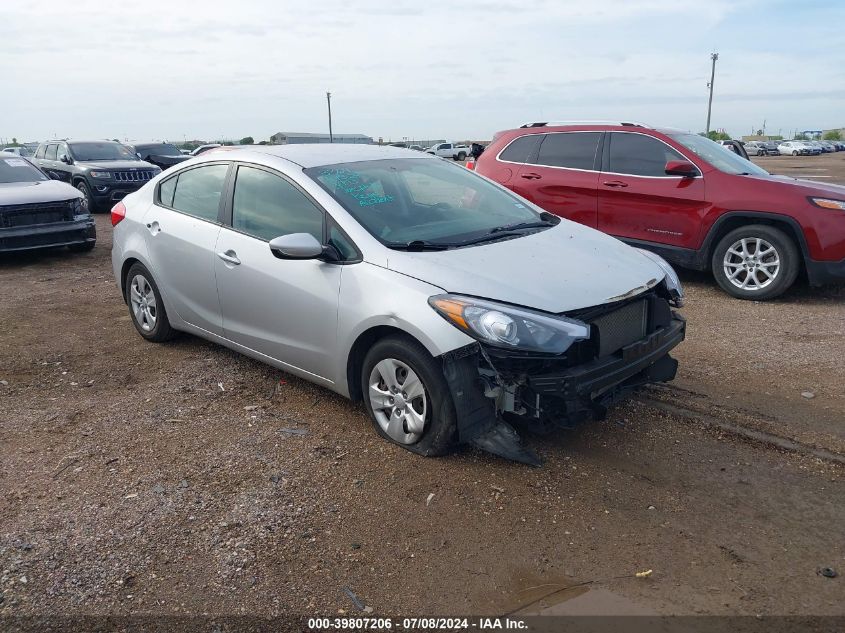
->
[[7, 122, 845, 464], [776, 139, 845, 155]]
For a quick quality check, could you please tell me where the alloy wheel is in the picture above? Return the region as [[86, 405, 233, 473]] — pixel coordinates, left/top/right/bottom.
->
[[368, 358, 427, 444], [723, 237, 780, 291], [129, 274, 157, 331]]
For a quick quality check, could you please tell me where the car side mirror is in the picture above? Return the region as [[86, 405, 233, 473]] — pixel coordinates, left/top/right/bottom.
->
[[665, 160, 697, 177], [269, 233, 325, 260], [59, 153, 72, 164]]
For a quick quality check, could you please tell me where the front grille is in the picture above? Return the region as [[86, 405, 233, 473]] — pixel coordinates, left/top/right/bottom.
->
[[113, 170, 155, 182], [0, 201, 75, 228], [590, 299, 648, 357]]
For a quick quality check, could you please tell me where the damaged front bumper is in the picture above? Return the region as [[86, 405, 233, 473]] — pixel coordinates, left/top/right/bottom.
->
[[442, 294, 686, 465]]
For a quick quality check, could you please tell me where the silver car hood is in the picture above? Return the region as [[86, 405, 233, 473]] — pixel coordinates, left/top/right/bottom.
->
[[385, 222, 666, 313], [0, 179, 82, 206]]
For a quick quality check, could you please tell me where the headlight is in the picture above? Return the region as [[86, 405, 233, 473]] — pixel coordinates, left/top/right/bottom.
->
[[90, 171, 111, 178], [809, 197, 845, 211], [635, 249, 685, 307], [70, 197, 86, 215], [429, 294, 590, 354]]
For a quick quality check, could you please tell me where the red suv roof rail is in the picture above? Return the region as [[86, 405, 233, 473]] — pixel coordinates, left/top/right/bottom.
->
[[519, 120, 649, 129]]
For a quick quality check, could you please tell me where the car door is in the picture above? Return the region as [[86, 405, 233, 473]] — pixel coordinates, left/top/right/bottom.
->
[[41, 143, 61, 180], [214, 163, 342, 381], [53, 142, 73, 183], [510, 132, 602, 228], [143, 162, 230, 335], [597, 131, 706, 250]]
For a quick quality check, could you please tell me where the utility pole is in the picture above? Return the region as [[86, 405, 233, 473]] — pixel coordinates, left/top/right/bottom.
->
[[326, 92, 333, 143], [705, 52, 719, 134]]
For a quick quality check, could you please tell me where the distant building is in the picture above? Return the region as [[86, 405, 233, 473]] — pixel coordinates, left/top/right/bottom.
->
[[270, 132, 372, 145]]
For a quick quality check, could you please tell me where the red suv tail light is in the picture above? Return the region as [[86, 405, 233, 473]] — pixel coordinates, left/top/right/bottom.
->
[[111, 201, 127, 226]]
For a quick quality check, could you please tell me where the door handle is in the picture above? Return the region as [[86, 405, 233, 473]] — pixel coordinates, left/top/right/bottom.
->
[[520, 172, 542, 180], [217, 250, 241, 266], [602, 180, 629, 188]]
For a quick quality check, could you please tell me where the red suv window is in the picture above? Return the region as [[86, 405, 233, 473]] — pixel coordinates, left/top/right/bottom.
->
[[604, 132, 684, 177], [535, 132, 601, 170]]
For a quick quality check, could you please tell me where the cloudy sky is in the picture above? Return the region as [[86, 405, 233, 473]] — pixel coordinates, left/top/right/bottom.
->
[[2, 0, 843, 143]]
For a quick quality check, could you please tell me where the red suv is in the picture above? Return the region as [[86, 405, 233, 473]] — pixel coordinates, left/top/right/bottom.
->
[[475, 121, 845, 299]]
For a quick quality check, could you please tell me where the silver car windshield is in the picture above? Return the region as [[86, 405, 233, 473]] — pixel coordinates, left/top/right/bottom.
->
[[669, 133, 769, 176], [306, 158, 552, 247]]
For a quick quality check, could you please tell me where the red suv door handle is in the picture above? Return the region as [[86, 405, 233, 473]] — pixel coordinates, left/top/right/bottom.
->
[[602, 180, 629, 188], [520, 172, 542, 180]]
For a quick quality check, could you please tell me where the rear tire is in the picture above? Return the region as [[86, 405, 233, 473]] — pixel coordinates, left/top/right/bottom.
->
[[360, 335, 458, 457], [455, 152, 466, 161], [124, 262, 176, 342], [711, 225, 799, 301], [792, 151, 798, 156]]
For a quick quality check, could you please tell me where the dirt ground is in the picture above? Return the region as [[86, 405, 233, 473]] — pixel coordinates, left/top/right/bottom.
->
[[1, 152, 843, 621]]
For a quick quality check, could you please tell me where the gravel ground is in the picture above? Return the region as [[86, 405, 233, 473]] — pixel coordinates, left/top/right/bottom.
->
[[1, 155, 843, 620]]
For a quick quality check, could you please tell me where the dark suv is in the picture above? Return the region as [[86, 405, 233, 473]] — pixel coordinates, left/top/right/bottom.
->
[[475, 121, 845, 300], [34, 140, 160, 213]]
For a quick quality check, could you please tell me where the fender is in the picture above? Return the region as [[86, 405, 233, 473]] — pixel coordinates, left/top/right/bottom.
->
[[700, 210, 811, 265]]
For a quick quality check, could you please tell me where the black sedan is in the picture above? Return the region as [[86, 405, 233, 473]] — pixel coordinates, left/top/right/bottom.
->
[[0, 157, 95, 253]]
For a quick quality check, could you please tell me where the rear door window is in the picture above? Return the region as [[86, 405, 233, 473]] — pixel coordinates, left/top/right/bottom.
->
[[498, 135, 542, 164], [535, 132, 601, 170], [169, 164, 229, 222], [605, 133, 685, 177], [35, 144, 46, 159], [45, 144, 58, 160]]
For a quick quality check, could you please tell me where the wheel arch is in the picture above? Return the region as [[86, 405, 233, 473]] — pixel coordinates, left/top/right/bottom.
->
[[120, 257, 142, 302], [702, 211, 810, 271], [346, 325, 436, 403]]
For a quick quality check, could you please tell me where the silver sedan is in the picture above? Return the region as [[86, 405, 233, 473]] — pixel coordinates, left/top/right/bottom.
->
[[111, 145, 685, 464]]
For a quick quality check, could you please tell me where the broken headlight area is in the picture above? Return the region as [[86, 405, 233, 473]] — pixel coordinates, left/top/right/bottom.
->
[[441, 290, 686, 465], [428, 294, 590, 354]]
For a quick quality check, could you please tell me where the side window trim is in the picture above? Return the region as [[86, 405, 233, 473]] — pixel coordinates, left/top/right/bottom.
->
[[602, 131, 702, 178], [153, 161, 233, 224]]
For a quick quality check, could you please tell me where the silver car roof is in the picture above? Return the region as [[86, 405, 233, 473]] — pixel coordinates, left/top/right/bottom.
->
[[214, 144, 436, 168]]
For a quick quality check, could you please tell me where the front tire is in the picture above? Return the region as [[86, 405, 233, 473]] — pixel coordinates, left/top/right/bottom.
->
[[125, 262, 175, 342], [792, 150, 798, 156], [76, 181, 96, 213], [711, 225, 799, 300], [361, 335, 458, 457]]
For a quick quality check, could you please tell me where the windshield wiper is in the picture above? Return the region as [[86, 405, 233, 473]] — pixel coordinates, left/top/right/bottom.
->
[[385, 240, 451, 251], [488, 219, 556, 234]]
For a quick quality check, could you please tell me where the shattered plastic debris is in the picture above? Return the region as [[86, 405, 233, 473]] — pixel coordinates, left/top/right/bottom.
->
[[635, 569, 653, 578]]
